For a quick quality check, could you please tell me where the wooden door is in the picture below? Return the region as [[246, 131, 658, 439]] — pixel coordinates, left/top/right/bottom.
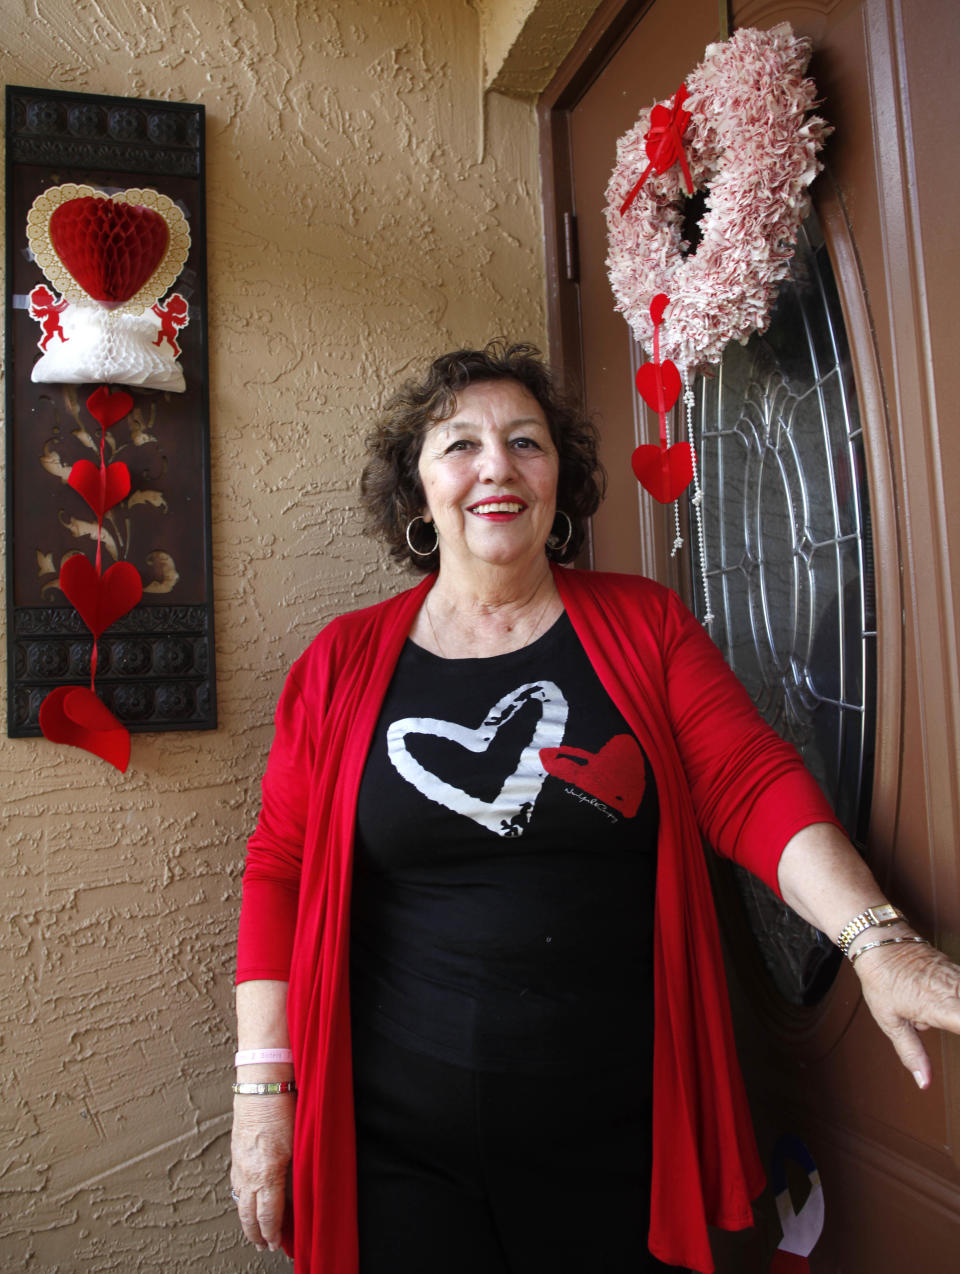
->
[[540, 1, 960, 1270]]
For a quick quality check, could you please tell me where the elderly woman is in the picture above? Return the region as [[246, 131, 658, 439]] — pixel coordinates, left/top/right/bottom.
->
[[231, 343, 960, 1273]]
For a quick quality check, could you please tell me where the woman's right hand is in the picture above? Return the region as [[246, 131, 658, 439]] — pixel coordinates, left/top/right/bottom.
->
[[230, 1092, 295, 1253]]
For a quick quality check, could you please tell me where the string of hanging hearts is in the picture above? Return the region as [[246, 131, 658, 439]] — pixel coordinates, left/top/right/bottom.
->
[[630, 293, 712, 621], [605, 24, 832, 628], [38, 387, 142, 771], [620, 82, 713, 624]]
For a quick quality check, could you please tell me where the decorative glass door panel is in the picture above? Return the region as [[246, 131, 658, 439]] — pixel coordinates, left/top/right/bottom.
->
[[690, 215, 876, 1004]]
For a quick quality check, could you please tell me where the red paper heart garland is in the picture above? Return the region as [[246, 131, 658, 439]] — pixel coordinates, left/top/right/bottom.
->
[[38, 385, 142, 770], [631, 293, 694, 505], [628, 294, 714, 624]]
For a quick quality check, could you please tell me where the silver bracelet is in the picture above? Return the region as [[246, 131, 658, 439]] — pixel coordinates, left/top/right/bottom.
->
[[231, 1081, 297, 1095], [849, 935, 929, 967]]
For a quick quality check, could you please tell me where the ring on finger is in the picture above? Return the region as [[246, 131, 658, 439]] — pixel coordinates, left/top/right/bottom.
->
[[230, 1188, 241, 1203]]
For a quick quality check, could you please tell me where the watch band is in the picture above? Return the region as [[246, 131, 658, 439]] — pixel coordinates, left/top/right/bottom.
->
[[836, 904, 906, 956]]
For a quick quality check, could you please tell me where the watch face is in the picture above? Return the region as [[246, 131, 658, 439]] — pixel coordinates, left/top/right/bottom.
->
[[874, 905, 898, 923]]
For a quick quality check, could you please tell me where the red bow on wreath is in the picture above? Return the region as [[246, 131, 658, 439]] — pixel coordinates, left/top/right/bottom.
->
[[620, 82, 694, 215]]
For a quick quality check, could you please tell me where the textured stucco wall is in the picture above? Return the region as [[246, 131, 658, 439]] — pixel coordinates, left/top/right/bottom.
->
[[0, 1, 549, 1268], [480, 0, 602, 95]]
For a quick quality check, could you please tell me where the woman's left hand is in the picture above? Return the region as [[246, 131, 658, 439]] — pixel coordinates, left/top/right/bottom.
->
[[853, 935, 960, 1088]]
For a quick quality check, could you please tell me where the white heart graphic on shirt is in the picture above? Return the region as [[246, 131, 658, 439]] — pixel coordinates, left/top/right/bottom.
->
[[386, 681, 569, 837]]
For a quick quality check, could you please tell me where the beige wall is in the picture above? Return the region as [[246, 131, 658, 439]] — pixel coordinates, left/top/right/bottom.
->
[[0, 1, 559, 1268], [480, 0, 602, 94]]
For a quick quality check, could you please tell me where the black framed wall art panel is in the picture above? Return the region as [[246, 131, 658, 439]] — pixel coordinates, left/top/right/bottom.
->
[[5, 85, 216, 738]]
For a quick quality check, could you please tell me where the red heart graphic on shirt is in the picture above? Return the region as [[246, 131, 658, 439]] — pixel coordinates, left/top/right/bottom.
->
[[39, 685, 130, 771], [86, 385, 134, 429], [631, 441, 694, 504], [49, 196, 169, 305], [635, 358, 682, 414], [68, 459, 131, 518], [540, 734, 646, 818], [59, 554, 142, 637]]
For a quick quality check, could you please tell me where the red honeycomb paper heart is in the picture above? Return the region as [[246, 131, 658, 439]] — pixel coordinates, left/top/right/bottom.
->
[[39, 685, 130, 771], [631, 441, 694, 504], [49, 197, 169, 305], [59, 555, 143, 637], [68, 459, 131, 518]]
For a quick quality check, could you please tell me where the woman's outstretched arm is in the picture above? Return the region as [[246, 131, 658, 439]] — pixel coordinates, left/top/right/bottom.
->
[[777, 822, 960, 1088]]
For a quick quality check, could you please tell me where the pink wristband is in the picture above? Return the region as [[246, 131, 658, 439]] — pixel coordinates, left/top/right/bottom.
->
[[235, 1048, 294, 1067]]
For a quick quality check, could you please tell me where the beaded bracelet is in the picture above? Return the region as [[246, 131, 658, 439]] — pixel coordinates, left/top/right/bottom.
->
[[232, 1081, 298, 1095], [848, 935, 930, 967]]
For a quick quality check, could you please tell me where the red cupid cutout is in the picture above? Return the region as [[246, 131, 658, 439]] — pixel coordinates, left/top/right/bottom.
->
[[631, 442, 694, 504], [541, 734, 647, 818], [68, 459, 131, 518], [59, 555, 142, 637], [39, 686, 131, 772], [620, 82, 693, 215], [86, 385, 134, 428]]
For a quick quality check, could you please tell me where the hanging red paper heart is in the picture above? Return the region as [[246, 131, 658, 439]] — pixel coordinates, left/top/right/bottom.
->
[[59, 555, 143, 637], [635, 358, 682, 415], [632, 442, 695, 504], [68, 459, 131, 518], [86, 384, 134, 429], [39, 685, 131, 771], [49, 196, 169, 305]]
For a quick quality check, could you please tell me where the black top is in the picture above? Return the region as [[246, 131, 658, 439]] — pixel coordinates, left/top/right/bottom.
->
[[351, 613, 659, 1074]]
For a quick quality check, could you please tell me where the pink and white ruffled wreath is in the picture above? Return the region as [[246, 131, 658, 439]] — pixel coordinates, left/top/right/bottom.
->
[[605, 23, 831, 374]]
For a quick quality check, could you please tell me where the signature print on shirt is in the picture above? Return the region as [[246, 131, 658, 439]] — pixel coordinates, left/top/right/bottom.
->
[[387, 681, 568, 837], [540, 735, 646, 818], [387, 681, 646, 835]]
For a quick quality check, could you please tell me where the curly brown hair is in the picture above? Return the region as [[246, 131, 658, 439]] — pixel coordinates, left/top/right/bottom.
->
[[360, 341, 606, 572]]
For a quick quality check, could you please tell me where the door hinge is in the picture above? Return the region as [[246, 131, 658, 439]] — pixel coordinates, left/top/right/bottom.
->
[[563, 211, 579, 284]]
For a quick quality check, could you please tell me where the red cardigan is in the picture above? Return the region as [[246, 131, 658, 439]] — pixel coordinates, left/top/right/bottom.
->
[[237, 567, 840, 1273]]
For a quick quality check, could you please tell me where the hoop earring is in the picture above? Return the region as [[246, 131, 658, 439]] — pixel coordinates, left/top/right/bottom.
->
[[405, 515, 439, 557], [546, 510, 573, 555]]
